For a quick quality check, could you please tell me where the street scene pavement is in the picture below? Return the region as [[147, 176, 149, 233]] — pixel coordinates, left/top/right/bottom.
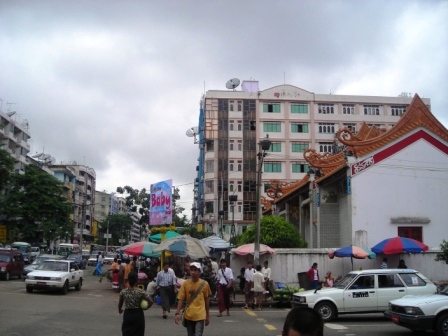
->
[[0, 265, 417, 336]]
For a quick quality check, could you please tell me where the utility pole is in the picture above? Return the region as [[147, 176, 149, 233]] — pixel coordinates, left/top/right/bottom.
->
[[79, 201, 86, 250], [105, 219, 110, 253]]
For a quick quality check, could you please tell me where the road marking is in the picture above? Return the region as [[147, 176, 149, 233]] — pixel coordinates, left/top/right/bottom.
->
[[264, 324, 277, 331], [326, 323, 348, 330], [243, 308, 257, 317]]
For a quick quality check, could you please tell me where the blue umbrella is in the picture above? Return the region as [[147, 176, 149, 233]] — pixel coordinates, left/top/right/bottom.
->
[[371, 237, 428, 255], [149, 231, 180, 243]]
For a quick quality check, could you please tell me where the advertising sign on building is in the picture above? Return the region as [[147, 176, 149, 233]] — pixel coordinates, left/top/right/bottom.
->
[[150, 179, 172, 226]]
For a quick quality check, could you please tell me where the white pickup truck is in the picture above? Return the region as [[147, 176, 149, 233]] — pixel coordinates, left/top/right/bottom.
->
[[25, 259, 84, 294]]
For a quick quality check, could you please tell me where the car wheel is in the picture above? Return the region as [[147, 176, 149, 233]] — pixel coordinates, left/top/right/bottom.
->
[[61, 281, 69, 295], [75, 278, 82, 291], [315, 301, 337, 322], [26, 287, 33, 293], [435, 312, 448, 336], [5, 271, 10, 281]]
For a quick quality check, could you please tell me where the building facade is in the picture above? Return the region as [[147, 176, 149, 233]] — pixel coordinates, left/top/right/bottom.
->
[[194, 81, 430, 240], [0, 108, 31, 174]]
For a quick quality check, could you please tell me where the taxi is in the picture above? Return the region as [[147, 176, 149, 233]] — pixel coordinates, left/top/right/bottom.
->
[[291, 269, 437, 321]]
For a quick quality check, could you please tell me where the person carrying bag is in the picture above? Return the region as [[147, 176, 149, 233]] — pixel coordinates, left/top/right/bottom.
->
[[174, 262, 211, 336]]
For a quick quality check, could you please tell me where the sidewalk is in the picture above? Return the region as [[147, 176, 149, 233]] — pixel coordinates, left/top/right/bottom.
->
[[211, 291, 286, 308]]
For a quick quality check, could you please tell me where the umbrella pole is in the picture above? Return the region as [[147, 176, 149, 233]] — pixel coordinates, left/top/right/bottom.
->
[[351, 257, 353, 271]]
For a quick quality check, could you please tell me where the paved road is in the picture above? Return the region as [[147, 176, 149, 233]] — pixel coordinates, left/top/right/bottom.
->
[[0, 267, 419, 336]]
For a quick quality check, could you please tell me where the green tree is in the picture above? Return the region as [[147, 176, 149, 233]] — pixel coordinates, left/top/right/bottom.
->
[[0, 146, 14, 192], [238, 215, 307, 248], [435, 239, 448, 265], [179, 226, 212, 239], [3, 165, 73, 242], [97, 214, 133, 246]]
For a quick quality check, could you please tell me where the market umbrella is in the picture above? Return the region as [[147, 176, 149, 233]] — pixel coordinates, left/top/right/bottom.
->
[[232, 243, 277, 256], [149, 231, 180, 243], [153, 235, 210, 259], [120, 241, 161, 258], [371, 237, 429, 255], [201, 235, 231, 253], [328, 245, 376, 270]]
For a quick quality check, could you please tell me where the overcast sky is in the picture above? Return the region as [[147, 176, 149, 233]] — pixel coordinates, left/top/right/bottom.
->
[[1, 1, 447, 219]]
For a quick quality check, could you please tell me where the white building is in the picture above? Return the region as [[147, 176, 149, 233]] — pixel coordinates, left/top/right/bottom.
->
[[194, 80, 430, 240]]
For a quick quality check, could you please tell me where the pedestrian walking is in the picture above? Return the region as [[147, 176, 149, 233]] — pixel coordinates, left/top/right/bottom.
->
[[118, 271, 153, 336], [174, 262, 211, 336], [156, 263, 176, 319], [216, 259, 234, 317], [93, 252, 103, 276], [243, 261, 256, 309]]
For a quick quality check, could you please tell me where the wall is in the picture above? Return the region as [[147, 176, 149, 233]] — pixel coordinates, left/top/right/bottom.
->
[[227, 248, 448, 288]]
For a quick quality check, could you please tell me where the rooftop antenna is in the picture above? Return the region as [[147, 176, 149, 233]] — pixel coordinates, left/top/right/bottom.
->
[[186, 126, 199, 144], [226, 78, 240, 91]]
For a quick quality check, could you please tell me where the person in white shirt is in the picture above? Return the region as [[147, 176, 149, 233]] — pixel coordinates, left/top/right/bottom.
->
[[261, 260, 271, 295], [216, 259, 234, 317], [243, 261, 256, 309], [251, 265, 265, 311], [146, 276, 157, 300]]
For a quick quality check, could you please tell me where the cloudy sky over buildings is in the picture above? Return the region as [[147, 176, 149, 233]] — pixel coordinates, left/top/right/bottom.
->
[[1, 1, 447, 218]]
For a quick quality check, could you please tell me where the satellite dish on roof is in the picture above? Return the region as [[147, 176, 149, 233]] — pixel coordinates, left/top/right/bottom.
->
[[186, 126, 199, 144], [226, 78, 240, 90]]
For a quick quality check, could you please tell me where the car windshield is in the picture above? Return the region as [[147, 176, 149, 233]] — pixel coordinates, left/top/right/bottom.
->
[[334, 273, 357, 289], [67, 255, 79, 260], [440, 286, 448, 295], [37, 261, 68, 272], [0, 254, 10, 262]]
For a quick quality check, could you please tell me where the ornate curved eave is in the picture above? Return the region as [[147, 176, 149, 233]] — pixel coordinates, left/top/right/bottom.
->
[[273, 175, 310, 204], [337, 94, 448, 158]]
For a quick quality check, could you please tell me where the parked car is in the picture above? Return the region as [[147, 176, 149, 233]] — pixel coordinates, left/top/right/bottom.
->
[[87, 254, 98, 266], [103, 252, 115, 265], [0, 248, 25, 280], [30, 247, 40, 262], [22, 254, 65, 278], [384, 285, 448, 335], [25, 259, 84, 294], [291, 269, 437, 322], [67, 253, 87, 270]]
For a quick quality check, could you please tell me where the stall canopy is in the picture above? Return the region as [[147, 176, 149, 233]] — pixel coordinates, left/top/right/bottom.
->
[[201, 235, 231, 253]]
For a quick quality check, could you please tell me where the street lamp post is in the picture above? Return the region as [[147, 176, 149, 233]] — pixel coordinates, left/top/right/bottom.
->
[[254, 135, 271, 266], [229, 195, 238, 240]]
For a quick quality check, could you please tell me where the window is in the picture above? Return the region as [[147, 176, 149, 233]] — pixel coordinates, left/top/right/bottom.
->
[[318, 103, 334, 114], [349, 275, 375, 289], [205, 160, 214, 173], [292, 162, 309, 173], [237, 181, 242, 192], [292, 142, 309, 152], [205, 181, 214, 193], [229, 160, 234, 171], [229, 120, 234, 131], [237, 160, 242, 171], [378, 274, 404, 288], [237, 121, 242, 131], [229, 140, 234, 151], [398, 227, 423, 242], [267, 142, 281, 152], [319, 142, 334, 153], [237, 203, 242, 213], [291, 104, 308, 113], [291, 123, 309, 133], [205, 202, 214, 213], [264, 183, 271, 192], [263, 103, 280, 113], [318, 123, 335, 134], [343, 123, 357, 133], [229, 181, 234, 192], [237, 140, 242, 151], [229, 101, 234, 111], [364, 105, 380, 115], [264, 162, 282, 172], [391, 105, 407, 116], [264, 122, 281, 132], [342, 104, 355, 114], [101, 197, 106, 201], [237, 101, 242, 111], [206, 141, 214, 151]]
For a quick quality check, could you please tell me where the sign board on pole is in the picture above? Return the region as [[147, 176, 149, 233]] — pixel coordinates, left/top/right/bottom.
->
[[118, 239, 126, 243], [104, 234, 112, 239]]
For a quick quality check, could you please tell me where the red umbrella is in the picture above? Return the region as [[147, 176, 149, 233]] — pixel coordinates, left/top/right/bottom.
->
[[371, 237, 428, 255], [232, 243, 276, 256]]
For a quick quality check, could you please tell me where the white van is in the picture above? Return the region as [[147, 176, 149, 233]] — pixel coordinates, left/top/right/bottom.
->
[[58, 244, 80, 257]]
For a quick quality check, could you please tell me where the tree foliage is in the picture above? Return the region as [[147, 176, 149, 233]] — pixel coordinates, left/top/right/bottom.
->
[[179, 226, 212, 240], [0, 146, 14, 192], [97, 214, 133, 246], [435, 239, 448, 265], [3, 164, 73, 243], [238, 215, 307, 248]]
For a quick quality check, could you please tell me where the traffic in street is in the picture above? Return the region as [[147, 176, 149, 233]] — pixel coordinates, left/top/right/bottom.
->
[[0, 264, 419, 336]]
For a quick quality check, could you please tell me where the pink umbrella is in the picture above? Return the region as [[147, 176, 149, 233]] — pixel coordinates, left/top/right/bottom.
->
[[232, 243, 277, 256]]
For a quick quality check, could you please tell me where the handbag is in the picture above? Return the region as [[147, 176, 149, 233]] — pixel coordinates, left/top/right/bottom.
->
[[181, 280, 206, 327], [221, 269, 234, 292]]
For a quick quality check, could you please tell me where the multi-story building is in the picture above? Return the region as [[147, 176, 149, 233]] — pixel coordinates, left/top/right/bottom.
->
[[0, 108, 31, 174], [194, 80, 430, 240], [94, 191, 120, 224], [51, 163, 96, 245]]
